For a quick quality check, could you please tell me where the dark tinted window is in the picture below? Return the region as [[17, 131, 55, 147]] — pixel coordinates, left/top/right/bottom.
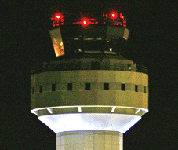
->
[[121, 84, 125, 91], [104, 83, 109, 90], [67, 83, 72, 90], [135, 85, 138, 92], [39, 86, 42, 93], [144, 86, 146, 93], [128, 64, 131, 70], [85, 83, 91, 90], [128, 64, 131, 67], [52, 84, 56, 91]]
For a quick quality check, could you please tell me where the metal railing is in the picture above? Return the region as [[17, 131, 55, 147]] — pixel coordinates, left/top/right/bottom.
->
[[31, 60, 147, 75]]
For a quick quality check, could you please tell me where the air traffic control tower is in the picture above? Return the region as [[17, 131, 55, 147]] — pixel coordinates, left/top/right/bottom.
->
[[31, 10, 148, 150]]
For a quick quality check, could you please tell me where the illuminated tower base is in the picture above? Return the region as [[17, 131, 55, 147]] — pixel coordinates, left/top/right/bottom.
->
[[31, 59, 148, 149], [56, 131, 123, 150]]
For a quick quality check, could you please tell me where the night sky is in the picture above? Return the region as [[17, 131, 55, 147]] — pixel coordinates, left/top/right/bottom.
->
[[2, 0, 177, 149]]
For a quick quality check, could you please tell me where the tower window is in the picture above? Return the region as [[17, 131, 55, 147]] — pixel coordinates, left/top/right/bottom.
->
[[39, 86, 42, 93], [31, 87, 34, 94], [128, 64, 131, 70], [85, 83, 91, 90], [67, 83, 72, 90], [135, 85, 138, 92], [52, 84, 56, 91], [144, 86, 146, 93], [104, 83, 109, 90], [128, 64, 131, 67], [121, 84, 125, 91]]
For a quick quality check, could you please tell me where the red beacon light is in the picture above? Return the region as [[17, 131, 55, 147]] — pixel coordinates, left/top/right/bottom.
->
[[111, 12, 118, 20], [72, 16, 98, 26], [54, 13, 63, 20], [83, 20, 87, 25], [111, 13, 115, 18], [120, 13, 124, 20], [56, 15, 60, 19], [81, 18, 90, 27], [52, 12, 64, 27]]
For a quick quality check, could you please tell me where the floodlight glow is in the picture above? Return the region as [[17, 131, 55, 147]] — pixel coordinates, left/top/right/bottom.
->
[[38, 113, 141, 133]]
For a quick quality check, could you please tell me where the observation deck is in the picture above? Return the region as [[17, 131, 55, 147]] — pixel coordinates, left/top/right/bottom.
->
[[31, 52, 148, 134]]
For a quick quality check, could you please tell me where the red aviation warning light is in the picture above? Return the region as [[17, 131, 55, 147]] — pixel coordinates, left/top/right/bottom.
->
[[123, 20, 126, 27], [55, 15, 60, 19], [81, 18, 90, 27], [73, 17, 98, 27], [111, 12, 118, 20], [102, 11, 126, 27], [51, 12, 64, 27], [111, 13, 115, 18], [83, 20, 87, 25], [51, 11, 126, 27], [120, 13, 124, 20], [53, 13, 63, 20], [82, 18, 98, 25]]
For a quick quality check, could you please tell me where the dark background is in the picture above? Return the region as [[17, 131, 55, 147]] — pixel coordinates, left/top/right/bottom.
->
[[1, 0, 177, 149]]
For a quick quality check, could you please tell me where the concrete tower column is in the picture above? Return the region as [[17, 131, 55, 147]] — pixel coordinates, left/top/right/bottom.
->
[[56, 131, 123, 150]]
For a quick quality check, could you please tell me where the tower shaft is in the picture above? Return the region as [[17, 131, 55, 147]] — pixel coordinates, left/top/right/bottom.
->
[[56, 131, 123, 150]]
